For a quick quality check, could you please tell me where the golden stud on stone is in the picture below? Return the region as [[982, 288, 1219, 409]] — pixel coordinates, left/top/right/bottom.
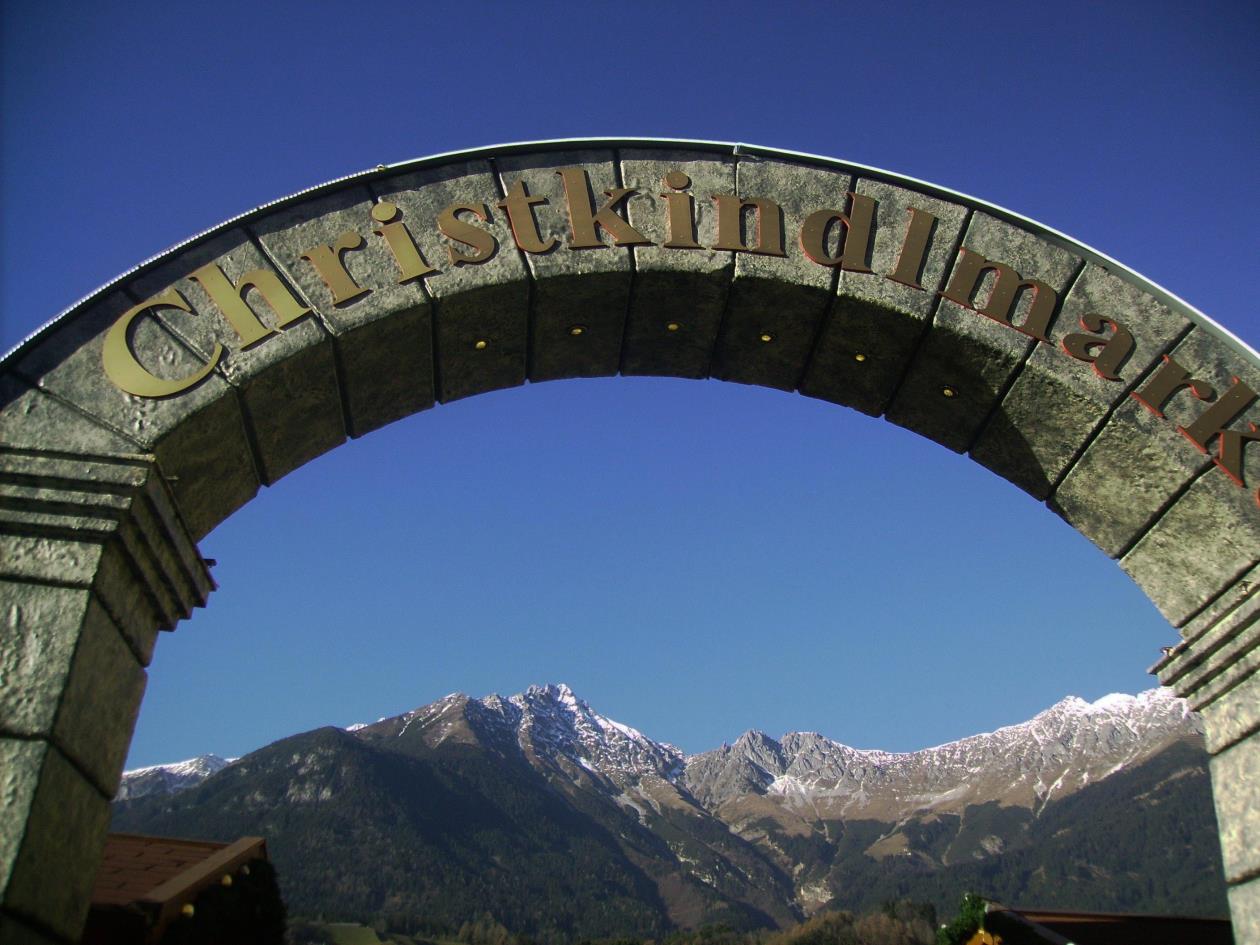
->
[[666, 322, 681, 332], [854, 353, 867, 362], [221, 873, 233, 887], [569, 325, 585, 336], [664, 170, 691, 190], [759, 332, 774, 343], [181, 904, 195, 918], [942, 386, 957, 398], [473, 339, 488, 350]]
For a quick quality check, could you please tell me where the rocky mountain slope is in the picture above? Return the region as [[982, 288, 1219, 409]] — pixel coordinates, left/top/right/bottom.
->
[[115, 685, 1225, 934], [686, 689, 1200, 816], [116, 753, 234, 800]]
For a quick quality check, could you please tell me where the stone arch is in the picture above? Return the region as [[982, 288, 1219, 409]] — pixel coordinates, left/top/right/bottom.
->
[[1, 140, 1257, 943]]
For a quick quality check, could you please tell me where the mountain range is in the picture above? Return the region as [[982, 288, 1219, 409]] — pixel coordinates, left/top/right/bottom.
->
[[112, 685, 1228, 939]]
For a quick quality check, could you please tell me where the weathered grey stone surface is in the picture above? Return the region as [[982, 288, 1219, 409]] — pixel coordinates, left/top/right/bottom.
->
[[0, 741, 42, 909], [497, 150, 632, 383], [1052, 399, 1210, 557], [0, 375, 135, 457], [0, 740, 109, 941], [1199, 668, 1260, 755], [0, 582, 144, 797], [1156, 578, 1259, 696], [712, 159, 846, 390], [887, 212, 1082, 452], [253, 186, 435, 436], [972, 264, 1189, 498], [620, 151, 735, 378], [1179, 564, 1260, 647], [1210, 733, 1260, 885], [1053, 330, 1260, 577], [376, 160, 529, 402], [1194, 651, 1260, 737], [131, 230, 345, 486], [0, 450, 212, 649], [1230, 877, 1260, 945], [804, 181, 968, 415], [1102, 328, 1260, 624], [1121, 472, 1260, 626]]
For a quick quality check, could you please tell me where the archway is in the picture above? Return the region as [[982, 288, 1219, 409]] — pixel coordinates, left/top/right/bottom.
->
[[1, 140, 1256, 944]]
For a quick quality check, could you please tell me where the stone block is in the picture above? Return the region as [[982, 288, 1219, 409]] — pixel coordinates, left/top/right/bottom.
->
[[1228, 875, 1260, 945], [0, 535, 156, 666], [972, 264, 1189, 498], [0, 739, 109, 942], [711, 158, 848, 390], [375, 160, 530, 402], [0, 582, 145, 797], [1121, 472, 1260, 626], [0, 534, 106, 589], [1052, 399, 1209, 557], [497, 150, 632, 383], [0, 375, 136, 457], [803, 180, 968, 415], [1209, 733, 1260, 885], [1181, 564, 1260, 647], [0, 449, 210, 652], [620, 150, 735, 378], [130, 230, 345, 486], [253, 186, 434, 436], [1091, 326, 1260, 621], [1200, 668, 1260, 754], [6, 292, 257, 539], [886, 212, 1081, 452], [1157, 599, 1260, 721], [0, 741, 43, 912]]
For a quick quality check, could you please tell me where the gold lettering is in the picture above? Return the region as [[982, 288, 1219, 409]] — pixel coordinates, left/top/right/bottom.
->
[[1217, 423, 1260, 488], [711, 194, 786, 256], [940, 248, 1057, 342], [496, 180, 555, 254], [102, 288, 222, 397], [886, 206, 937, 289], [1178, 379, 1260, 485], [438, 202, 498, 266], [660, 171, 701, 249], [301, 231, 369, 305], [1060, 313, 1136, 381], [1131, 355, 1215, 417], [371, 202, 437, 282], [799, 193, 876, 271], [188, 262, 310, 348], [558, 168, 651, 249]]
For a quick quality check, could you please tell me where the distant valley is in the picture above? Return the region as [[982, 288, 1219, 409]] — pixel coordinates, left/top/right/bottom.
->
[[113, 685, 1228, 940]]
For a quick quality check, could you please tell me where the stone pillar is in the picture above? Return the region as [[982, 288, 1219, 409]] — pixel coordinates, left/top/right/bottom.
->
[[1153, 569, 1260, 945], [0, 446, 212, 943]]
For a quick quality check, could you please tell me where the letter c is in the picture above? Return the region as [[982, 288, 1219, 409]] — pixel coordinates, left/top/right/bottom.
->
[[102, 287, 222, 397]]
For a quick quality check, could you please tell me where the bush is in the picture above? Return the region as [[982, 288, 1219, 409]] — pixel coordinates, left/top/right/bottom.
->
[[934, 894, 986, 945]]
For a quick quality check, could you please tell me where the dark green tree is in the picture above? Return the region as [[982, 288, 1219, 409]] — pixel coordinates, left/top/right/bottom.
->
[[934, 894, 986, 945]]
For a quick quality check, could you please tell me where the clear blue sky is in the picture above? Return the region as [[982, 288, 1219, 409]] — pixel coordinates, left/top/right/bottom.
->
[[3, 1, 1257, 766]]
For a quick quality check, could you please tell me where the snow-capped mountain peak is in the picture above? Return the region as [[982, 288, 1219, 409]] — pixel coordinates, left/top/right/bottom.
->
[[120, 686, 1200, 818], [502, 683, 684, 783], [118, 754, 235, 800], [683, 687, 1202, 817]]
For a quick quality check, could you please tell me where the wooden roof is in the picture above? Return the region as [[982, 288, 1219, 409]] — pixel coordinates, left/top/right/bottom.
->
[[86, 833, 268, 943], [982, 906, 1234, 945]]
